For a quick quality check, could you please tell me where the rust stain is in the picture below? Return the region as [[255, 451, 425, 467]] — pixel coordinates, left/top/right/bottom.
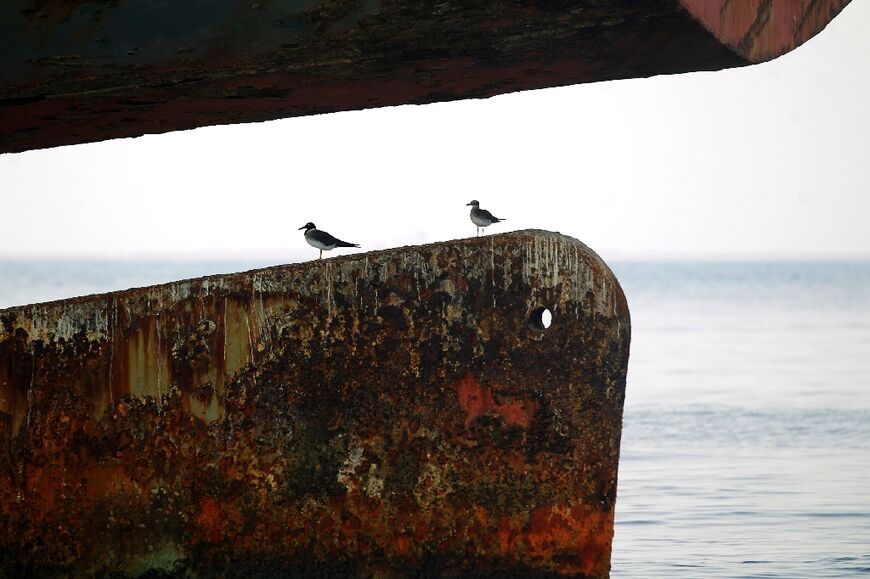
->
[[526, 505, 615, 576], [194, 498, 226, 544], [456, 373, 538, 430], [0, 230, 630, 577]]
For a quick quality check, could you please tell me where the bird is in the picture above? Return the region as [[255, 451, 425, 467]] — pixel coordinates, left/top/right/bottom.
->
[[298, 222, 360, 259], [467, 200, 505, 236]]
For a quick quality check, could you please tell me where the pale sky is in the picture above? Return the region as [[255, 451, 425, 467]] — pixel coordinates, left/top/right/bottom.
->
[[1, 2, 868, 263]]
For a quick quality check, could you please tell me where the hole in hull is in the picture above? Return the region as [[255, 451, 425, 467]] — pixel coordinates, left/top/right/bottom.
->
[[529, 307, 552, 330]]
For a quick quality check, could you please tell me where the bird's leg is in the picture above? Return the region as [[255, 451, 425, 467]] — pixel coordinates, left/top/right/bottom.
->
[[476, 227, 479, 237], [319, 250, 322, 260]]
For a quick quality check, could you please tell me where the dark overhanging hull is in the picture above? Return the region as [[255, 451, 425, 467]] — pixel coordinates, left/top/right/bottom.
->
[[0, 0, 851, 154]]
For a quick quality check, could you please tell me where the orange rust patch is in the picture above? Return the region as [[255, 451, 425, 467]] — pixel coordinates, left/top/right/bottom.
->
[[84, 465, 133, 500], [395, 534, 412, 556], [195, 497, 224, 543], [496, 398, 538, 429], [455, 373, 538, 429], [507, 450, 527, 473], [498, 515, 514, 555], [525, 505, 614, 576]]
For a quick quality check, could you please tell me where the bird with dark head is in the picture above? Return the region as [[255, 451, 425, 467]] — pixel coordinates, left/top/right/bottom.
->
[[467, 200, 505, 236], [299, 222, 360, 260]]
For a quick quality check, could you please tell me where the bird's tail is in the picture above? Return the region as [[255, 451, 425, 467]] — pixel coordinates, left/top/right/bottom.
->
[[338, 241, 360, 248]]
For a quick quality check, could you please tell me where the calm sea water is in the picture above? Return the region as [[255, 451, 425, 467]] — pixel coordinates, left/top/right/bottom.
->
[[1, 260, 869, 577], [611, 262, 870, 578]]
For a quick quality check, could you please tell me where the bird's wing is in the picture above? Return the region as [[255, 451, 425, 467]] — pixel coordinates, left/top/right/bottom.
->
[[312, 229, 359, 248], [479, 208, 502, 222], [309, 229, 342, 246]]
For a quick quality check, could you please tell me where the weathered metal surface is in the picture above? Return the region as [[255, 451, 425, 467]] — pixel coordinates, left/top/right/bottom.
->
[[681, 0, 852, 63], [0, 230, 629, 577], [0, 0, 850, 154]]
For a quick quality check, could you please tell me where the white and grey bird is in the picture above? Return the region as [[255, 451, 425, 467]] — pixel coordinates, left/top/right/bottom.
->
[[467, 200, 505, 236], [299, 222, 360, 259]]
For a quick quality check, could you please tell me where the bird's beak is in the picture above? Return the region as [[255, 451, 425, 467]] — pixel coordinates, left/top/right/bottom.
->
[[298, 225, 306, 230], [466, 202, 472, 206]]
